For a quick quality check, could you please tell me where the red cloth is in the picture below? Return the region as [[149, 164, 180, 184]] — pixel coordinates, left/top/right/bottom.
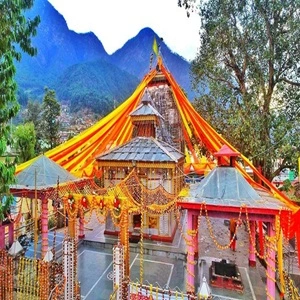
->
[[229, 219, 237, 251]]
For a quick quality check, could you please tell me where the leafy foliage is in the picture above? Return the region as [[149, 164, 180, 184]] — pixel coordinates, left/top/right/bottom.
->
[[0, 0, 39, 221], [178, 0, 199, 17], [41, 88, 61, 150], [55, 60, 139, 116], [14, 122, 36, 163], [185, 0, 300, 180], [23, 99, 43, 153]]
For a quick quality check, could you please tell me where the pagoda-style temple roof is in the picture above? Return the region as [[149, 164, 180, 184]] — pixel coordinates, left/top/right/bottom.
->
[[181, 166, 285, 210], [96, 136, 184, 163], [129, 101, 163, 118], [129, 91, 163, 119]]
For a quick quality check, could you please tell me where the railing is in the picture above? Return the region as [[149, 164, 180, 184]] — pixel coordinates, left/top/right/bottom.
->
[[284, 271, 300, 300], [129, 281, 198, 300], [109, 285, 118, 300]]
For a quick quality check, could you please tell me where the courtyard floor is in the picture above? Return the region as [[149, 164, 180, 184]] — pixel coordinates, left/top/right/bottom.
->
[[24, 210, 299, 299]]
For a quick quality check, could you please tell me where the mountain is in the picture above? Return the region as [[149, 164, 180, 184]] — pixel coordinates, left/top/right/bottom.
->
[[110, 27, 194, 98], [15, 0, 196, 114], [55, 60, 139, 115], [16, 0, 109, 99]]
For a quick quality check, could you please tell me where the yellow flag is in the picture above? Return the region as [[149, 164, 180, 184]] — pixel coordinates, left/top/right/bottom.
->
[[152, 37, 159, 56]]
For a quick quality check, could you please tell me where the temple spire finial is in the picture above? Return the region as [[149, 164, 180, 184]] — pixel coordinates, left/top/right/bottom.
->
[[214, 144, 240, 167]]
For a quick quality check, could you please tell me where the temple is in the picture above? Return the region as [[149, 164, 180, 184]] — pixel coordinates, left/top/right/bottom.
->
[[0, 55, 299, 299], [96, 87, 184, 242]]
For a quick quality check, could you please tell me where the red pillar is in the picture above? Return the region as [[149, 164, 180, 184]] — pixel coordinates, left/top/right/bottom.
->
[[266, 221, 275, 300], [249, 221, 256, 267], [8, 223, 14, 246], [0, 225, 5, 249], [41, 197, 49, 258], [258, 221, 264, 257], [297, 224, 300, 268], [186, 210, 195, 294]]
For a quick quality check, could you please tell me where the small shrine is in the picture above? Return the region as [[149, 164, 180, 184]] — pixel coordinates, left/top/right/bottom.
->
[[96, 89, 185, 242], [210, 259, 243, 292], [9, 155, 84, 257], [178, 144, 292, 297]]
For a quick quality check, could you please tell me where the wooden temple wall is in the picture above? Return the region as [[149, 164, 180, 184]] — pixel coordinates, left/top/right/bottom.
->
[[150, 85, 185, 153], [102, 166, 176, 193], [102, 165, 180, 242]]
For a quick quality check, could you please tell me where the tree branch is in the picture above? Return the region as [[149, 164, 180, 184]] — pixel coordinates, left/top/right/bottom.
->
[[281, 78, 300, 87], [206, 73, 238, 91]]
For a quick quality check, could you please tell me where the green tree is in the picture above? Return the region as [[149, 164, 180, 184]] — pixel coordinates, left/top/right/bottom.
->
[[180, 0, 300, 180], [41, 88, 61, 150], [14, 122, 36, 163], [0, 1, 40, 221], [24, 100, 43, 153]]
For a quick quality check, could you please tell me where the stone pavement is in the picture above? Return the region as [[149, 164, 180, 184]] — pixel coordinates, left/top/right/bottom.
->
[[81, 211, 288, 299], [24, 210, 299, 299]]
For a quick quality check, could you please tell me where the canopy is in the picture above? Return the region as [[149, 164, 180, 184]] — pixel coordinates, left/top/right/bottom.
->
[[15, 56, 300, 233], [13, 155, 78, 190]]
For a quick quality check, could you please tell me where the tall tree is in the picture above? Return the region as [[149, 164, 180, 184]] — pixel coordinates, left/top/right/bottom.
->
[[0, 1, 40, 221], [180, 0, 300, 180], [41, 88, 61, 150], [14, 123, 36, 163], [24, 100, 43, 153]]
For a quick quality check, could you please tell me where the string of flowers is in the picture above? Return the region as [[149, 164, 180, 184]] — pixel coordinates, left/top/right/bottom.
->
[[203, 202, 243, 250]]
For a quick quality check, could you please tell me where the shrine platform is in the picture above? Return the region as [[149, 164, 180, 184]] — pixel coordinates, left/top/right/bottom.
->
[[77, 212, 288, 299], [22, 212, 298, 299]]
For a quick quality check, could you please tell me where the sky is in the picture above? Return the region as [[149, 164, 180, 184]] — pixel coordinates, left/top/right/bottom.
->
[[48, 0, 201, 61]]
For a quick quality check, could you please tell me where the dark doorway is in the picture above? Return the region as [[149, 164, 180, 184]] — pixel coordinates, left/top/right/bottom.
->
[[133, 214, 141, 228]]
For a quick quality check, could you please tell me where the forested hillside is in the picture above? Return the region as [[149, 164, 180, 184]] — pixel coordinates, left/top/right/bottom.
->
[[55, 60, 139, 116]]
